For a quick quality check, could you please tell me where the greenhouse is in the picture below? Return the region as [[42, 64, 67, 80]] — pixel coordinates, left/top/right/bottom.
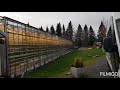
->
[[0, 16, 73, 77]]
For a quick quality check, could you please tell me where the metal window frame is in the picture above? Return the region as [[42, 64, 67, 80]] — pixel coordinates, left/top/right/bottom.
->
[[0, 16, 73, 77]]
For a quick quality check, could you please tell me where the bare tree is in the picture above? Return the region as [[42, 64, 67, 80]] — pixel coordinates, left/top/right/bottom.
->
[[102, 17, 109, 30]]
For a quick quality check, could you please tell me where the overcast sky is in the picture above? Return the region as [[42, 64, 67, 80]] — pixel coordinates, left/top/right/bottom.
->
[[0, 12, 112, 34]]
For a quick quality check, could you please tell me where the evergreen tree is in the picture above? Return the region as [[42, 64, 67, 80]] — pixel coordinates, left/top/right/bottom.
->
[[75, 24, 82, 47], [83, 24, 89, 47], [50, 25, 55, 35], [97, 21, 107, 44], [62, 24, 66, 35], [107, 26, 112, 37], [89, 26, 96, 47], [46, 26, 49, 32], [40, 26, 44, 31], [66, 21, 73, 41], [56, 23, 62, 37]]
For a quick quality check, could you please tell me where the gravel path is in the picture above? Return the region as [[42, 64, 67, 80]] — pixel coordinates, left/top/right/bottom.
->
[[78, 56, 113, 78], [78, 47, 88, 50]]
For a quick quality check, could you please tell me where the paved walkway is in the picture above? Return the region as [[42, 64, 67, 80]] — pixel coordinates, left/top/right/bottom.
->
[[78, 56, 113, 78], [78, 47, 88, 50], [69, 47, 113, 78]]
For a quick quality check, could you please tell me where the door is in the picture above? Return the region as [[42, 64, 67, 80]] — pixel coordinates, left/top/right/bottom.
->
[[0, 38, 6, 76]]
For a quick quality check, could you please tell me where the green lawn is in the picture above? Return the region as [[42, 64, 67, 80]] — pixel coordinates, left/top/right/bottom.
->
[[24, 48, 105, 78]]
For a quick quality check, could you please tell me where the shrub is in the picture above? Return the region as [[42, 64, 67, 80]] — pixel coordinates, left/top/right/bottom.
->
[[70, 57, 84, 68]]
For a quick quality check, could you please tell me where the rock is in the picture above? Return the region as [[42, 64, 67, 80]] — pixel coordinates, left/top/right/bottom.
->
[[88, 55, 92, 57], [87, 48, 92, 50], [65, 72, 71, 75], [95, 55, 100, 57]]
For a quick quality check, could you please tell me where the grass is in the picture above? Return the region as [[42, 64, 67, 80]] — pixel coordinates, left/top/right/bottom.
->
[[24, 48, 105, 78]]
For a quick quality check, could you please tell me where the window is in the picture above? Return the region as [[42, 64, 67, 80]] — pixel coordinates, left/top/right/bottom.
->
[[23, 35, 26, 45], [8, 33, 14, 45], [19, 35, 22, 45], [21, 24, 25, 35], [26, 36, 30, 45], [14, 26, 19, 34], [14, 34, 19, 45], [0, 19, 4, 32], [26, 26, 29, 36], [29, 27, 32, 37], [6, 21, 14, 33], [29, 36, 33, 45]]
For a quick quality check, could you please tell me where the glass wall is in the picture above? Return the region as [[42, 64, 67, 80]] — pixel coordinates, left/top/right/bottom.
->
[[1, 17, 73, 77], [0, 17, 4, 32]]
